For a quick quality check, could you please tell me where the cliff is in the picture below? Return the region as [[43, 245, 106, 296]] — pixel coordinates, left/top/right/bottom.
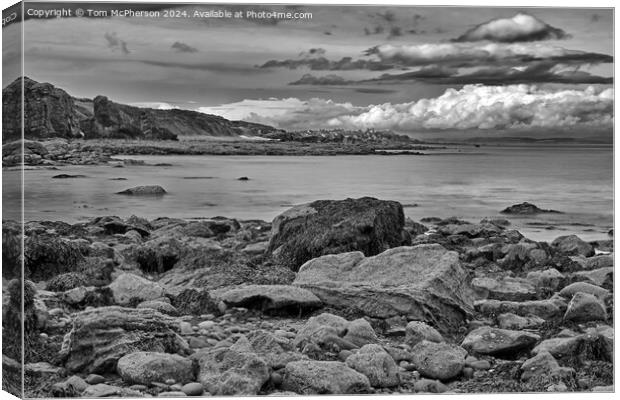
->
[[2, 77, 281, 141]]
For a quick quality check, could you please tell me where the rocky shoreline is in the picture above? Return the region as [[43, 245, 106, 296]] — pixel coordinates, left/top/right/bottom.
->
[[2, 198, 614, 397], [2, 138, 441, 168]]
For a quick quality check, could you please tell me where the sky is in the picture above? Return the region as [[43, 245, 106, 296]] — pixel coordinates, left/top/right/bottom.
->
[[2, 3, 614, 136]]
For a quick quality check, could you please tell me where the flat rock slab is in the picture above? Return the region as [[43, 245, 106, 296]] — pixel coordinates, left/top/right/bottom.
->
[[293, 244, 474, 333], [282, 360, 371, 394], [461, 327, 540, 357], [117, 185, 167, 196], [108, 273, 165, 305], [213, 285, 322, 315], [471, 276, 536, 301], [475, 298, 564, 320]]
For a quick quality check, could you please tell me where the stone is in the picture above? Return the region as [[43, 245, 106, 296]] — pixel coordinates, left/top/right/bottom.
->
[[294, 245, 474, 332], [181, 382, 204, 396], [294, 313, 376, 351], [475, 299, 562, 320], [137, 300, 179, 316], [192, 336, 270, 395], [345, 344, 399, 388], [551, 235, 594, 257], [85, 374, 106, 385], [117, 351, 194, 385], [563, 292, 607, 322], [282, 360, 371, 394], [158, 391, 187, 397], [471, 276, 536, 301], [81, 383, 144, 397], [51, 375, 89, 397], [215, 285, 322, 315], [404, 321, 444, 347], [24, 362, 64, 377], [572, 267, 613, 287], [497, 313, 545, 330], [61, 306, 189, 373], [411, 341, 467, 380], [461, 327, 540, 357], [342, 318, 378, 347], [268, 197, 409, 271], [500, 202, 561, 215], [526, 269, 565, 291], [559, 282, 609, 299], [108, 273, 165, 305], [531, 336, 583, 358], [242, 241, 269, 255], [117, 185, 167, 196], [414, 378, 449, 393], [520, 351, 574, 381]]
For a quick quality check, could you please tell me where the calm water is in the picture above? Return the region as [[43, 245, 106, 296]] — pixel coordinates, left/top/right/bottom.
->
[[3, 145, 613, 242]]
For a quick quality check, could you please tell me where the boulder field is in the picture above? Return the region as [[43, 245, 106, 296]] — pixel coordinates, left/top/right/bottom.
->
[[1, 197, 613, 397]]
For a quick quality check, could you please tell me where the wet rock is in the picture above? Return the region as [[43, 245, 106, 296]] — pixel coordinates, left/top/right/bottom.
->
[[497, 313, 545, 330], [500, 202, 562, 215], [269, 197, 409, 271], [345, 344, 399, 388], [294, 244, 474, 332], [404, 321, 444, 347], [551, 235, 594, 257], [563, 292, 607, 322], [108, 273, 165, 305], [117, 185, 167, 196], [461, 327, 540, 357], [411, 341, 467, 380], [181, 382, 204, 396], [559, 282, 609, 299], [282, 360, 371, 394], [215, 285, 322, 315], [520, 351, 574, 381], [471, 276, 536, 301], [117, 351, 194, 385], [52, 174, 86, 179], [61, 306, 189, 373]]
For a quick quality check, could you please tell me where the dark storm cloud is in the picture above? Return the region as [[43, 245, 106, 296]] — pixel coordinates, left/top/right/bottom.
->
[[289, 74, 352, 85], [104, 32, 130, 55], [171, 41, 198, 53], [453, 13, 569, 43], [259, 56, 393, 71]]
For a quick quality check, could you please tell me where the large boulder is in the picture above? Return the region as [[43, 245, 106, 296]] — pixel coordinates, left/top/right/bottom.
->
[[61, 306, 189, 373], [563, 292, 607, 322], [117, 352, 194, 385], [551, 235, 594, 257], [268, 197, 409, 271], [294, 244, 474, 332], [282, 360, 371, 394], [213, 285, 322, 315]]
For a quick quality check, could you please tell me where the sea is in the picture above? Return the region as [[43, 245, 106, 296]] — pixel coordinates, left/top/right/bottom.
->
[[2, 144, 613, 243]]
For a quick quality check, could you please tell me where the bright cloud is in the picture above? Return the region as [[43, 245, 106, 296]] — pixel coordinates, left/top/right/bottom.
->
[[453, 13, 569, 43]]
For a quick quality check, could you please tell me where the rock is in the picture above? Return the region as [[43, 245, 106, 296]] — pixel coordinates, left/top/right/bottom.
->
[[51, 375, 89, 397], [294, 313, 375, 350], [559, 282, 609, 299], [137, 300, 178, 316], [294, 245, 474, 332], [241, 241, 269, 255], [520, 351, 574, 381], [551, 235, 594, 257], [108, 273, 165, 305], [531, 336, 583, 358], [242, 330, 306, 369], [592, 385, 614, 392], [181, 382, 204, 396], [237, 176, 250, 181], [62, 306, 189, 373], [500, 202, 562, 215], [158, 391, 187, 397], [475, 298, 562, 320], [572, 267, 613, 288], [563, 292, 607, 322], [24, 362, 64, 377], [461, 327, 540, 357], [117, 185, 167, 196], [414, 378, 449, 393], [117, 352, 194, 385], [193, 342, 270, 395], [471, 276, 536, 301], [345, 344, 399, 388], [411, 341, 467, 380], [52, 174, 86, 178], [85, 374, 106, 385], [81, 383, 144, 397], [405, 321, 444, 347], [497, 313, 545, 330], [215, 285, 322, 315], [268, 197, 409, 271], [171, 289, 220, 316], [526, 268, 565, 291], [282, 360, 371, 394]]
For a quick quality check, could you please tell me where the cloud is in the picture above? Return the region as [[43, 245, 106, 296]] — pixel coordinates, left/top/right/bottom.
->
[[259, 56, 393, 71], [171, 41, 198, 53], [209, 85, 612, 132], [104, 32, 130, 55], [453, 13, 569, 43], [289, 73, 352, 85]]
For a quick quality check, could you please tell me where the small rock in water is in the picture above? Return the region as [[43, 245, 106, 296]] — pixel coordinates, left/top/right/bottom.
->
[[52, 174, 86, 179], [237, 176, 250, 181], [116, 185, 167, 196]]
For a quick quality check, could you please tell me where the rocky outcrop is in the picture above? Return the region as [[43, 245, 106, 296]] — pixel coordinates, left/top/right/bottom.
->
[[500, 202, 562, 215], [116, 185, 167, 196], [294, 244, 474, 332], [268, 197, 410, 271]]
